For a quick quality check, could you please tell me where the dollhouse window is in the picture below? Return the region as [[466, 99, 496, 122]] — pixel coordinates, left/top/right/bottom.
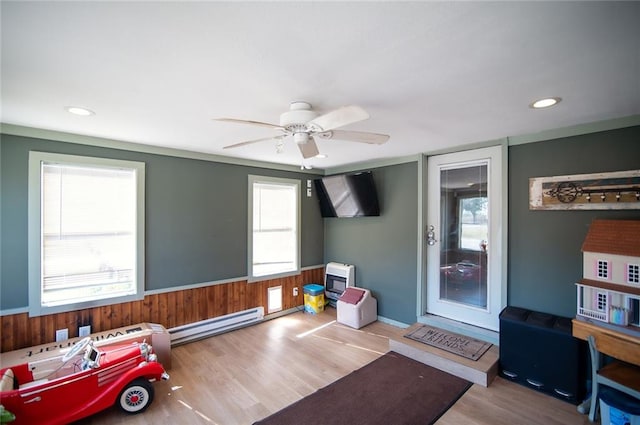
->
[[596, 291, 607, 312], [597, 260, 609, 279], [628, 264, 640, 284]]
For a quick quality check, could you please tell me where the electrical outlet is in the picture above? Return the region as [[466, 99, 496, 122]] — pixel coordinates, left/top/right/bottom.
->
[[55, 328, 69, 342], [79, 325, 91, 337], [293, 287, 299, 296]]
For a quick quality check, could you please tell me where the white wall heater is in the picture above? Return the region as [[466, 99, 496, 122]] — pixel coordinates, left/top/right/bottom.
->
[[169, 306, 264, 346]]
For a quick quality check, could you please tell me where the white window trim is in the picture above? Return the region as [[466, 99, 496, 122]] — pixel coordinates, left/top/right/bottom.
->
[[247, 175, 301, 283], [28, 152, 145, 317]]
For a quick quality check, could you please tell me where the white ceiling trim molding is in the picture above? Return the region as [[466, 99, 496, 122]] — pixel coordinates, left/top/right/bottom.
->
[[324, 114, 640, 175], [325, 154, 421, 176], [422, 138, 508, 158], [3, 114, 638, 177], [325, 138, 509, 175], [0, 123, 324, 175], [507, 114, 640, 146]]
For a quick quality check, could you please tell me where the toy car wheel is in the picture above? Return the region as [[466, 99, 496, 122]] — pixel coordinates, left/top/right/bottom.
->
[[117, 379, 154, 414]]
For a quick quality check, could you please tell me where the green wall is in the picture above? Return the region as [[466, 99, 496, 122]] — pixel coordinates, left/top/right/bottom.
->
[[0, 134, 324, 310], [508, 125, 640, 317], [322, 125, 640, 326], [323, 162, 418, 325], [3, 124, 638, 323]]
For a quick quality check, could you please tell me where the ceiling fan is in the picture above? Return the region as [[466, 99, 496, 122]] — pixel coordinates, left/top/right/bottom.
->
[[214, 101, 389, 159]]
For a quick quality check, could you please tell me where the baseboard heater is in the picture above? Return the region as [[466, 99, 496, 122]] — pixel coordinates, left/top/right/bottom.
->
[[169, 306, 265, 346]]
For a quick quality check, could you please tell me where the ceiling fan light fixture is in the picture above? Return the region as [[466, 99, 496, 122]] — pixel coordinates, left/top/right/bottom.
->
[[293, 132, 309, 144], [65, 106, 95, 116], [530, 97, 561, 109], [280, 102, 317, 128]]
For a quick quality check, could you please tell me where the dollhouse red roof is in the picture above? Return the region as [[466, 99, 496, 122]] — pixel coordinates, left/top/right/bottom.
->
[[581, 219, 640, 257]]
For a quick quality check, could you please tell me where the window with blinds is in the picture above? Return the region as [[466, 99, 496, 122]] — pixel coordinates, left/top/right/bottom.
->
[[29, 152, 145, 316], [248, 175, 300, 281]]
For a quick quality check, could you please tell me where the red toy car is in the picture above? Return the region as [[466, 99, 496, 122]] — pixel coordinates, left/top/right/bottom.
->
[[0, 337, 169, 424]]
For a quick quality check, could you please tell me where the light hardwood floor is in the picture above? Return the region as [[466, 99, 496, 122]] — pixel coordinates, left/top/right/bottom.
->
[[78, 308, 591, 425]]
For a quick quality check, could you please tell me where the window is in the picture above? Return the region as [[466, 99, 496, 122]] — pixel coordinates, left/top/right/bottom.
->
[[459, 196, 488, 251], [29, 152, 145, 316], [248, 175, 300, 281], [597, 260, 609, 279], [628, 264, 640, 284]]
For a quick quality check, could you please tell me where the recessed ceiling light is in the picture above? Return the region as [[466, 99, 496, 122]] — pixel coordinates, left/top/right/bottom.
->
[[65, 106, 95, 116], [315, 154, 327, 159], [530, 97, 561, 109]]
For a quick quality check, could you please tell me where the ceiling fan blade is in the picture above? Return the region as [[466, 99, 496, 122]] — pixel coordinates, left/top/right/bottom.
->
[[308, 105, 369, 132], [214, 117, 284, 130], [297, 136, 320, 159], [319, 129, 390, 145], [224, 135, 285, 150]]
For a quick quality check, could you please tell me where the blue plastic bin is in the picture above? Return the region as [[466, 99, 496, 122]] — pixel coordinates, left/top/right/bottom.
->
[[303, 284, 325, 314], [599, 386, 640, 425]]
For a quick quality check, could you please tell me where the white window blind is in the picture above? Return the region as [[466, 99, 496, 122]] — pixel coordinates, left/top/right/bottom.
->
[[29, 152, 145, 316]]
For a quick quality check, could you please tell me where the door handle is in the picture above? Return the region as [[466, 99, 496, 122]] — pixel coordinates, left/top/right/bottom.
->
[[553, 388, 573, 398], [426, 225, 437, 246], [526, 379, 544, 389], [24, 396, 42, 404]]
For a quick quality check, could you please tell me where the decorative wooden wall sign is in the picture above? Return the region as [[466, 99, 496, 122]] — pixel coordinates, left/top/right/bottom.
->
[[529, 169, 640, 210]]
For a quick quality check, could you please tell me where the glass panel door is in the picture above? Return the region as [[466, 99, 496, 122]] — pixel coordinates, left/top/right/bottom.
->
[[426, 146, 504, 331]]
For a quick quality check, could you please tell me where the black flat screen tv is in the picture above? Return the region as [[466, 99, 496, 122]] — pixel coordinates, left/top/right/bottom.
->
[[314, 171, 380, 217]]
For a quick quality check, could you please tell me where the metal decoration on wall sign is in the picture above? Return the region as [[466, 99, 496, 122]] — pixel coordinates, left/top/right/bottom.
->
[[529, 169, 640, 210]]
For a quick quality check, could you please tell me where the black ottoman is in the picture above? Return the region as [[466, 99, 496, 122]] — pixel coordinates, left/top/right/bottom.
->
[[499, 306, 587, 404]]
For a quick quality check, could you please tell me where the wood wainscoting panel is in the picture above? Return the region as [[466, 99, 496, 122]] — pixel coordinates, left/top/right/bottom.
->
[[0, 266, 325, 353]]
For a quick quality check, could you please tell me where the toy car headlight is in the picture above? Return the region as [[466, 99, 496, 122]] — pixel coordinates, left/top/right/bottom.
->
[[139, 342, 151, 360], [148, 353, 158, 362]]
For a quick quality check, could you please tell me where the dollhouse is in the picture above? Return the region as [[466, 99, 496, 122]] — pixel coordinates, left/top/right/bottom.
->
[[576, 219, 640, 328]]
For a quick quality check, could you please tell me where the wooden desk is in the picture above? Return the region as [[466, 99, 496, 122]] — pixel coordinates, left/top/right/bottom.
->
[[572, 318, 640, 422]]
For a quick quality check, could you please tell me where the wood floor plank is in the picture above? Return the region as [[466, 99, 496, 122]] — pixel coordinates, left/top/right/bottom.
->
[[75, 308, 590, 425]]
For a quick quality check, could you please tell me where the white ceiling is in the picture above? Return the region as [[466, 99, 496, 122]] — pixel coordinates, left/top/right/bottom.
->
[[2, 1, 639, 171]]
